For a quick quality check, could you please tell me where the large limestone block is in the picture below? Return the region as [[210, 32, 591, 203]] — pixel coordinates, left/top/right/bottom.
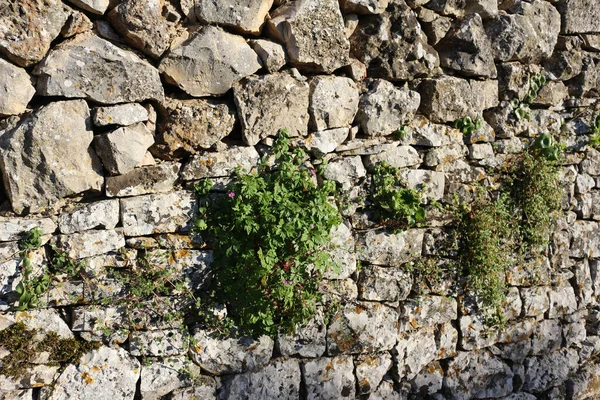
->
[[58, 200, 120, 234], [195, 0, 273, 35], [181, 146, 260, 180], [0, 58, 35, 116], [309, 76, 359, 131], [105, 163, 180, 197], [65, 0, 110, 15], [0, 0, 69, 67], [93, 122, 155, 175], [558, 0, 600, 34], [419, 76, 483, 123], [54, 229, 125, 259], [302, 356, 355, 400], [0, 100, 103, 214], [140, 358, 213, 400], [34, 33, 164, 104], [0, 217, 56, 242], [267, 0, 350, 73], [357, 229, 424, 267], [159, 26, 261, 97]]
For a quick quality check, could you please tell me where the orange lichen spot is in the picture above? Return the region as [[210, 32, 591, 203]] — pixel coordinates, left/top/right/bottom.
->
[[81, 372, 94, 384], [354, 305, 364, 314]]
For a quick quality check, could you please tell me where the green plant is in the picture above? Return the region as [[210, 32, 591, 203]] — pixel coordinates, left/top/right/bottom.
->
[[589, 114, 600, 148], [453, 116, 482, 135], [523, 72, 547, 104], [392, 126, 409, 140], [192, 129, 341, 336], [532, 133, 560, 161], [370, 161, 425, 232], [14, 228, 49, 310], [510, 100, 531, 121]]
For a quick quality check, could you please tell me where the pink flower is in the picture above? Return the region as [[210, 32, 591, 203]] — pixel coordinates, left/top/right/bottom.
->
[[310, 169, 316, 176], [228, 192, 235, 198], [310, 224, 315, 229]]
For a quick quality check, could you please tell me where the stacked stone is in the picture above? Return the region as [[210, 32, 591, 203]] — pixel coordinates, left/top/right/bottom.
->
[[0, 0, 599, 399]]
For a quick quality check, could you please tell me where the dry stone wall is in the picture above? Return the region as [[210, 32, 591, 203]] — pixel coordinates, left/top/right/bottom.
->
[[0, 0, 599, 399]]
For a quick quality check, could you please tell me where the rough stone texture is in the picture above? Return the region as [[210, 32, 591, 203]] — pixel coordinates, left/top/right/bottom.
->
[[0, 100, 103, 214], [267, 0, 350, 73], [363, 144, 421, 170], [108, 0, 171, 59], [0, 0, 69, 67], [400, 170, 446, 201], [302, 128, 349, 157], [309, 76, 359, 132], [93, 104, 148, 127], [105, 163, 180, 197], [277, 311, 326, 358], [341, 0, 389, 15], [234, 72, 310, 146], [358, 265, 412, 301], [59, 200, 119, 234], [130, 329, 188, 357], [34, 33, 164, 104], [195, 0, 273, 35], [356, 79, 421, 137], [522, 349, 579, 393], [140, 358, 211, 400], [219, 358, 300, 400], [181, 146, 260, 180], [159, 26, 261, 97], [548, 285, 578, 318], [94, 122, 154, 176], [559, 0, 600, 34], [395, 326, 438, 380], [55, 229, 125, 259], [188, 330, 273, 375], [250, 39, 287, 72], [48, 346, 140, 400], [399, 296, 457, 331], [0, 217, 56, 242], [0, 58, 36, 116], [327, 302, 398, 354], [302, 356, 355, 400], [419, 76, 480, 123], [355, 353, 392, 395], [65, 0, 109, 15], [120, 191, 196, 236], [357, 229, 424, 267]]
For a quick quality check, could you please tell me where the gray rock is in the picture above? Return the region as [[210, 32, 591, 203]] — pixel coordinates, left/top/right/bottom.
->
[[0, 100, 103, 214], [349, 0, 440, 81], [570, 220, 600, 258], [233, 72, 310, 146], [327, 302, 398, 354], [418, 76, 480, 123], [130, 329, 188, 357], [558, 0, 600, 34], [195, 0, 273, 35], [399, 295, 457, 331], [93, 104, 148, 127], [302, 128, 349, 157], [250, 39, 287, 72], [459, 315, 497, 351], [468, 143, 494, 160], [0, 365, 59, 392], [219, 358, 300, 400], [356, 80, 420, 137], [0, 0, 69, 67], [341, 0, 389, 14], [484, 0, 561, 63], [363, 144, 421, 170], [582, 148, 600, 175], [522, 349, 579, 392], [34, 33, 164, 104], [520, 286, 549, 317], [323, 156, 367, 191], [573, 259, 594, 306], [395, 326, 437, 380], [188, 330, 273, 375], [169, 384, 217, 400], [0, 248, 46, 306], [358, 265, 412, 301], [355, 353, 392, 395], [418, 7, 452, 46], [302, 356, 355, 399], [108, 0, 171, 59], [532, 81, 568, 107], [498, 62, 531, 101], [548, 285, 578, 318], [325, 223, 357, 280], [425, 144, 468, 168], [181, 146, 260, 180], [410, 361, 444, 396], [140, 357, 210, 400], [48, 346, 140, 400], [94, 122, 155, 176], [357, 229, 424, 267], [436, 321, 458, 359], [120, 191, 196, 236], [0, 217, 56, 242], [400, 169, 445, 201], [277, 311, 326, 358], [267, 0, 350, 73], [159, 26, 261, 97], [436, 14, 497, 78], [0, 58, 35, 116], [65, 0, 110, 15], [309, 76, 359, 132], [60, 9, 93, 39], [567, 362, 600, 399], [55, 229, 125, 259], [105, 163, 180, 197], [407, 116, 463, 147], [59, 200, 119, 234], [443, 350, 513, 399]]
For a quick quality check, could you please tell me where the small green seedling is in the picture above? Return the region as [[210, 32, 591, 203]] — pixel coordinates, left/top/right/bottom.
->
[[454, 116, 482, 135]]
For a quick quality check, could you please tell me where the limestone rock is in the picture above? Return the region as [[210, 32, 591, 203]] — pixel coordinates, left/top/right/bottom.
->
[[309, 76, 359, 132], [363, 144, 421, 170], [302, 128, 349, 157], [219, 358, 300, 400], [0, 0, 69, 67], [302, 356, 355, 399], [357, 229, 424, 267], [233, 72, 310, 146], [93, 104, 149, 127], [410, 361, 444, 396], [0, 58, 35, 116], [188, 330, 273, 375], [395, 326, 437, 380], [484, 0, 561, 63], [267, 0, 350, 73], [559, 0, 600, 34], [350, 0, 439, 81], [355, 353, 392, 395], [548, 285, 578, 318], [34, 33, 164, 104], [55, 229, 125, 259], [400, 170, 445, 202], [108, 0, 171, 59], [356, 80, 420, 137], [0, 100, 103, 214], [105, 163, 180, 197], [155, 98, 236, 157], [418, 76, 480, 123], [325, 223, 357, 280], [358, 265, 412, 302], [323, 156, 367, 191], [436, 14, 497, 78], [327, 302, 398, 354], [426, 0, 498, 18], [94, 122, 155, 176], [522, 349, 579, 392], [58, 200, 119, 234], [399, 295, 457, 331], [159, 26, 261, 97], [195, 0, 273, 35], [120, 191, 196, 236], [130, 329, 188, 357], [0, 248, 47, 303], [341, 0, 389, 15], [181, 146, 260, 180], [49, 346, 140, 400], [140, 358, 211, 400], [250, 39, 287, 73], [65, 0, 110, 15], [0, 217, 56, 242], [276, 311, 326, 358]]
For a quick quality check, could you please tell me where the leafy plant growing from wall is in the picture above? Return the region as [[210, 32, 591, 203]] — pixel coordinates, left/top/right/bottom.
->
[[192, 129, 341, 336], [589, 114, 600, 148]]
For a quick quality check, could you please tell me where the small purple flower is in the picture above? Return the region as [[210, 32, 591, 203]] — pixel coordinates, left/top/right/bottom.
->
[[228, 192, 235, 198], [311, 224, 315, 229], [310, 169, 316, 176]]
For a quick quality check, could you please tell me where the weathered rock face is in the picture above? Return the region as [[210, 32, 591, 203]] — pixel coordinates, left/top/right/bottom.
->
[[181, 146, 260, 179], [65, 0, 109, 15], [159, 26, 261, 97], [341, 0, 389, 15], [140, 358, 211, 400], [105, 162, 180, 197], [0, 0, 69, 67], [250, 39, 287, 72], [0, 58, 36, 116], [558, 0, 600, 34], [195, 0, 273, 35], [302, 356, 355, 399], [58, 200, 119, 234], [267, 0, 350, 73], [34, 33, 164, 104], [94, 122, 155, 176], [309, 76, 359, 132], [233, 72, 310, 145], [419, 76, 482, 123], [93, 104, 148, 127], [0, 100, 103, 214]]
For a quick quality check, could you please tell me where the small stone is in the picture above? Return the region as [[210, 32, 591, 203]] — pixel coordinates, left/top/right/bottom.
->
[[355, 353, 392, 395], [358, 265, 412, 301], [267, 0, 350, 73], [65, 0, 110, 15], [424, 144, 468, 167], [400, 169, 445, 201], [345, 58, 368, 81], [395, 326, 437, 379], [159, 26, 261, 97], [444, 350, 513, 398], [532, 81, 568, 107], [130, 329, 188, 357], [357, 229, 424, 267], [522, 349, 579, 392], [276, 311, 326, 358], [410, 361, 443, 396], [341, 0, 389, 14], [302, 356, 355, 399], [418, 76, 479, 123], [188, 329, 273, 375], [93, 104, 149, 127], [105, 163, 180, 197], [520, 286, 549, 317], [356, 80, 420, 137], [195, 0, 273, 35], [0, 58, 35, 116], [249, 39, 287, 73], [233, 72, 310, 146], [399, 295, 457, 331], [59, 200, 120, 234], [558, 0, 600, 34], [181, 146, 260, 180], [94, 122, 155, 176], [309, 76, 359, 132], [303, 128, 349, 157], [120, 191, 196, 236], [54, 230, 125, 259], [0, 217, 56, 242], [468, 143, 494, 160], [61, 9, 93, 38], [323, 156, 367, 191], [363, 144, 421, 170], [140, 357, 210, 400], [548, 285, 578, 318]]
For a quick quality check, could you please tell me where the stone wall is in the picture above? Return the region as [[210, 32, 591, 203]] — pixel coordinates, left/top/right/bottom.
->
[[0, 0, 600, 399]]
